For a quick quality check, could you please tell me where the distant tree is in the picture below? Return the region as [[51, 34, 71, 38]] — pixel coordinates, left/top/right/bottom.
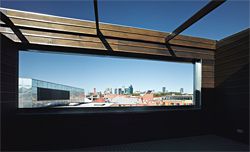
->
[[153, 92, 182, 97], [132, 93, 140, 96]]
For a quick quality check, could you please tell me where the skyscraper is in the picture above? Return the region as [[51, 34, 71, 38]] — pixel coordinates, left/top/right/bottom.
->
[[118, 88, 122, 95], [129, 85, 133, 94], [125, 88, 130, 94], [104, 88, 112, 94], [180, 88, 184, 94], [162, 87, 166, 93], [114, 88, 118, 94]]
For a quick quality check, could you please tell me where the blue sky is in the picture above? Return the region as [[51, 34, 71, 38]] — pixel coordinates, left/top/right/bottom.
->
[[2, 0, 249, 93], [19, 51, 193, 94], [1, 0, 249, 40]]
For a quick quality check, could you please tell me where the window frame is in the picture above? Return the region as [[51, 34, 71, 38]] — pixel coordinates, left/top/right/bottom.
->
[[17, 50, 202, 115]]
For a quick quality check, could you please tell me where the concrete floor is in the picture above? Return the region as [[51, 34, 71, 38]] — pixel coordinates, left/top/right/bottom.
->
[[78, 135, 249, 151]]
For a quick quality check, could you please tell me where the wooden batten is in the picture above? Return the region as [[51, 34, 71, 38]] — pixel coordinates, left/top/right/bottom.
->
[[0, 7, 217, 88]]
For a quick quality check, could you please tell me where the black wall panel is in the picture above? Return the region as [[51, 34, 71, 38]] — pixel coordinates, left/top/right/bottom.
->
[[37, 87, 70, 101], [215, 28, 249, 144]]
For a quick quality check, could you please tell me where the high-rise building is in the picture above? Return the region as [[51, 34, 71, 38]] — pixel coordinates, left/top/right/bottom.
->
[[118, 88, 122, 95], [116, 85, 133, 95], [94, 88, 96, 95], [129, 85, 133, 94], [180, 88, 184, 94], [104, 88, 112, 94], [122, 86, 125, 93], [124, 88, 130, 94], [162, 87, 166, 93]]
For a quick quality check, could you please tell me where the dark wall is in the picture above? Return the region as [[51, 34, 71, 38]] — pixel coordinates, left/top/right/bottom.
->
[[215, 29, 249, 144], [0, 34, 215, 151], [0, 35, 19, 150]]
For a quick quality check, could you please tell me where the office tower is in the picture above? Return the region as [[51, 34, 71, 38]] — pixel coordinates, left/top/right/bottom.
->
[[129, 85, 133, 94], [118, 88, 122, 95], [180, 88, 184, 94], [162, 87, 166, 93]]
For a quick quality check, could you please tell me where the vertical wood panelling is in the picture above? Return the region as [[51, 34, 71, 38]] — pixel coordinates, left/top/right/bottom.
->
[[215, 28, 249, 144]]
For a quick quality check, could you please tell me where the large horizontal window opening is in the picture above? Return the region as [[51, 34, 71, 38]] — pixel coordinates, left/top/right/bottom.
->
[[18, 50, 201, 109]]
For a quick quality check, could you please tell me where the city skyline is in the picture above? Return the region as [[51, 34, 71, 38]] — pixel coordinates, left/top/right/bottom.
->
[[86, 85, 188, 95], [19, 51, 194, 94]]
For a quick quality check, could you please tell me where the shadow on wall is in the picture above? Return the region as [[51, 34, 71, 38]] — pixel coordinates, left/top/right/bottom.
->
[[216, 63, 249, 144]]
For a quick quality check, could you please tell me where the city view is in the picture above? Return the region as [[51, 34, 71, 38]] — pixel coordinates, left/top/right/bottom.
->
[[82, 85, 193, 107], [19, 51, 194, 108]]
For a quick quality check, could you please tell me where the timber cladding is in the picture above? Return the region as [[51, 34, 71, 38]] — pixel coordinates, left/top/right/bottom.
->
[[0, 7, 215, 88], [215, 28, 249, 143]]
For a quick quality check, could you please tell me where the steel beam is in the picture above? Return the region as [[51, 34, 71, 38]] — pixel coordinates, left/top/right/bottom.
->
[[93, 0, 100, 32], [165, 0, 226, 42], [0, 11, 29, 43]]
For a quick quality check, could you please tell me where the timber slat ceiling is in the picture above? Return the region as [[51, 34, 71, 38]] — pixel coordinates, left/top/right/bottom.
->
[[0, 8, 216, 49], [0, 8, 217, 88]]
